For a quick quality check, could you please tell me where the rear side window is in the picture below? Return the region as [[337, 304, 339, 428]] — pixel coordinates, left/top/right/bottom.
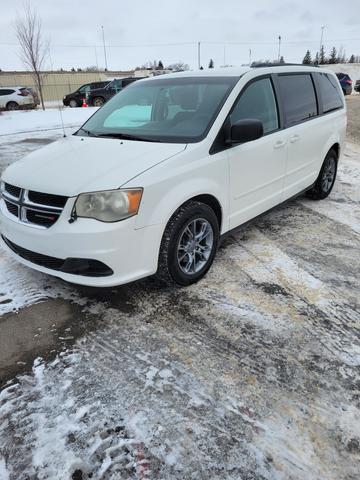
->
[[278, 74, 318, 126], [92, 82, 108, 89], [0, 89, 14, 96], [231, 77, 279, 134], [317, 73, 343, 113]]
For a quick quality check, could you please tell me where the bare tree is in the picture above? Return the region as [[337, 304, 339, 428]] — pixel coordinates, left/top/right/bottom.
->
[[15, 3, 48, 110], [167, 62, 190, 72]]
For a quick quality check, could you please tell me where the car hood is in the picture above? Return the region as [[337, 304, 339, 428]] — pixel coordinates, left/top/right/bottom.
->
[[2, 135, 186, 197]]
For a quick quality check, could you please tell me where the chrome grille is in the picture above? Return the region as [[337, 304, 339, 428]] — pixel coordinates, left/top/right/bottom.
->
[[4, 183, 21, 198], [0, 183, 68, 229]]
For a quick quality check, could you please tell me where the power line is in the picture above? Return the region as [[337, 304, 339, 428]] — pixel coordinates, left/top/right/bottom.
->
[[1, 38, 360, 48]]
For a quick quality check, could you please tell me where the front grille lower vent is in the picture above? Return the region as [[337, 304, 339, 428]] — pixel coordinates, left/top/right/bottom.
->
[[1, 183, 68, 229], [2, 235, 114, 277]]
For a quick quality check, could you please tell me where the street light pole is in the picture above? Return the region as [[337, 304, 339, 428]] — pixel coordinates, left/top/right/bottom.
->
[[101, 25, 108, 71]]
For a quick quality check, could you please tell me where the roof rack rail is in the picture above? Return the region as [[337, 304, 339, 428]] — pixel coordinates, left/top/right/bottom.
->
[[253, 63, 319, 68]]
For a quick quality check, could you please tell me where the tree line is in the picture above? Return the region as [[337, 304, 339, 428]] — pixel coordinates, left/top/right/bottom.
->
[[302, 47, 360, 65]]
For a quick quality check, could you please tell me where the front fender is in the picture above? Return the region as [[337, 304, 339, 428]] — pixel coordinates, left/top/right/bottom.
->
[[136, 177, 228, 233]]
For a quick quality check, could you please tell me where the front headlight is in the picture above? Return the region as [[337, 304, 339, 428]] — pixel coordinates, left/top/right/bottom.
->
[[74, 188, 143, 222]]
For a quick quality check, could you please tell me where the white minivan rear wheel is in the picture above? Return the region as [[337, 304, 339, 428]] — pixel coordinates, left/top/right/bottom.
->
[[306, 149, 338, 200]]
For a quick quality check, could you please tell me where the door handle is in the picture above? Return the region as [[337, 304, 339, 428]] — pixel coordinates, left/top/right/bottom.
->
[[274, 140, 286, 149], [290, 134, 300, 143]]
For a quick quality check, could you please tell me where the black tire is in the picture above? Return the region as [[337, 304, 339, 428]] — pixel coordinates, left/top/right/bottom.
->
[[93, 97, 105, 107], [306, 149, 338, 200], [6, 101, 19, 111], [69, 99, 78, 108], [157, 201, 220, 286]]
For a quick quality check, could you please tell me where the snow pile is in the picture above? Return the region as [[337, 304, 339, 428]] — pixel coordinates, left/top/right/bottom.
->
[[0, 107, 96, 136]]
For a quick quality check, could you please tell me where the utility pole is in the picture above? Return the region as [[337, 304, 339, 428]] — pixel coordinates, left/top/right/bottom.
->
[[101, 25, 108, 70], [94, 45, 99, 72], [249, 48, 252, 66], [278, 35, 281, 62], [223, 45, 226, 67], [198, 41, 201, 69]]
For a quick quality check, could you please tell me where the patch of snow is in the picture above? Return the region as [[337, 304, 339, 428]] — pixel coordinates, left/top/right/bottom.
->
[[0, 243, 84, 315], [0, 107, 96, 136], [0, 456, 9, 480]]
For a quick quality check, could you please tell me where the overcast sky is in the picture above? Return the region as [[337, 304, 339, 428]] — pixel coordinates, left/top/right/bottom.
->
[[1, 0, 360, 71]]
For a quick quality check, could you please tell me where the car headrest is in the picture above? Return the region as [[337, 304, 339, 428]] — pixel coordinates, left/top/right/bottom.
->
[[169, 86, 198, 110]]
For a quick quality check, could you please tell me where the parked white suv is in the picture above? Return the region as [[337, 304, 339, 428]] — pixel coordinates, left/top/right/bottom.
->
[[0, 66, 346, 287], [0, 86, 36, 110]]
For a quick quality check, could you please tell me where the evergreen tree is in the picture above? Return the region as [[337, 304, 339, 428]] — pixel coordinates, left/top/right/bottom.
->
[[349, 54, 355, 63], [157, 60, 164, 70], [302, 50, 312, 64], [313, 52, 319, 65], [208, 58, 214, 68], [329, 47, 337, 64], [279, 56, 285, 64]]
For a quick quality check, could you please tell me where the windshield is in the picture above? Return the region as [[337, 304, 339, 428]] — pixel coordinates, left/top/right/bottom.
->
[[77, 76, 238, 143]]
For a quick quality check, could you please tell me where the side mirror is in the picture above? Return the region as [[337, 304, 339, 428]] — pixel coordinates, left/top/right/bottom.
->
[[227, 118, 263, 144]]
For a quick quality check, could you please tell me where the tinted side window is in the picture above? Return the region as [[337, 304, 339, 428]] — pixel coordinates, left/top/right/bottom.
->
[[78, 85, 89, 93], [123, 79, 137, 87], [231, 78, 279, 134], [0, 89, 14, 96], [92, 82, 107, 89], [112, 80, 121, 89], [278, 74, 317, 126], [317, 73, 343, 113]]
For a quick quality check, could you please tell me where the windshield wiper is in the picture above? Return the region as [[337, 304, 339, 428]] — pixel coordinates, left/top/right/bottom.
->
[[76, 127, 99, 137], [95, 132, 160, 142]]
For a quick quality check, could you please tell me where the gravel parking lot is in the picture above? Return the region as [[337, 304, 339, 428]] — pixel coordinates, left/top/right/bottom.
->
[[0, 97, 359, 480]]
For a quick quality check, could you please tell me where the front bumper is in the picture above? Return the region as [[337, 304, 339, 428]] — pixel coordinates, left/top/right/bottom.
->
[[0, 199, 164, 287]]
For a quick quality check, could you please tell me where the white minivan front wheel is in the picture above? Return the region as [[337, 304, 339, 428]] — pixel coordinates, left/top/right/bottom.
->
[[157, 201, 219, 286]]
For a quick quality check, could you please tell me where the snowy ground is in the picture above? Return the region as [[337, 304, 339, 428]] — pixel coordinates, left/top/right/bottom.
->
[[0, 106, 359, 479], [0, 106, 97, 137]]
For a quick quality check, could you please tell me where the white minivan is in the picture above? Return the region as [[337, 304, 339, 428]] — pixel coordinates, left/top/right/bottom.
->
[[0, 66, 346, 287]]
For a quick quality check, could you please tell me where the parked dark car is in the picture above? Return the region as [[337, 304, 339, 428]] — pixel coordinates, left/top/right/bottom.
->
[[336, 73, 352, 95], [63, 81, 110, 107], [355, 80, 360, 93], [87, 77, 144, 107]]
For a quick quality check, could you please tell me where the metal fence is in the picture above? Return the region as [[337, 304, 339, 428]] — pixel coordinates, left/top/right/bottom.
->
[[0, 71, 134, 102]]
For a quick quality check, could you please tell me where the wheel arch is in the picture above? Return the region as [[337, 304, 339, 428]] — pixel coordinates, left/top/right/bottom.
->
[[329, 142, 340, 159], [185, 194, 222, 231], [6, 101, 18, 109]]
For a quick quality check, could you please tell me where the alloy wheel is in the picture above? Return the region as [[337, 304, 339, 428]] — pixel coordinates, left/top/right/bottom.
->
[[177, 218, 214, 274], [321, 156, 336, 193]]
